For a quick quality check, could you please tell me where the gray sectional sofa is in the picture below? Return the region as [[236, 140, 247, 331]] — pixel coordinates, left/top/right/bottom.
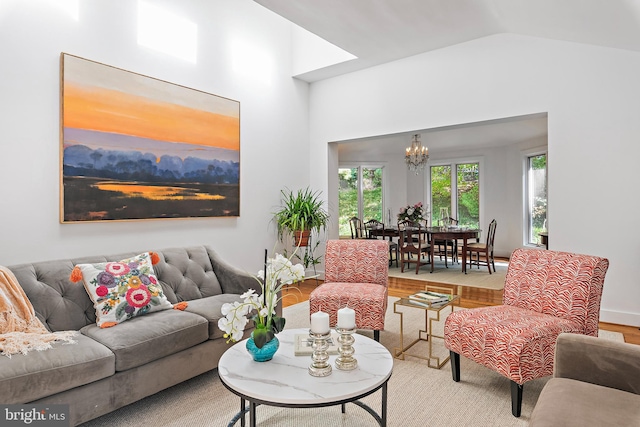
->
[[1, 245, 259, 426], [529, 333, 640, 426]]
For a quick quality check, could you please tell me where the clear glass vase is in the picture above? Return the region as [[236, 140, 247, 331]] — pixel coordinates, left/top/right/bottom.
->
[[439, 207, 450, 228]]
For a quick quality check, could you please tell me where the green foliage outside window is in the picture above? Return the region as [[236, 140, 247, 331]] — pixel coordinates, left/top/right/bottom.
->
[[338, 168, 358, 236], [338, 167, 383, 236], [431, 165, 451, 225], [529, 154, 547, 244], [457, 163, 479, 227], [458, 184, 479, 226], [430, 164, 479, 228]]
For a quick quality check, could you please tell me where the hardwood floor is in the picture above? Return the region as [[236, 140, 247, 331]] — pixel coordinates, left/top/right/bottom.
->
[[283, 277, 640, 345]]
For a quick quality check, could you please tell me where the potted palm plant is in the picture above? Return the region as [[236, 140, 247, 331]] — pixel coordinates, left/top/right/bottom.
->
[[273, 187, 329, 264]]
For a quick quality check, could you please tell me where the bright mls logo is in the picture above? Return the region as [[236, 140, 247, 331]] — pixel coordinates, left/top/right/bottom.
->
[[1, 405, 69, 426]]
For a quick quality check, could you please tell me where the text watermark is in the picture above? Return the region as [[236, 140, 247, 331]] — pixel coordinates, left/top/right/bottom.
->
[[0, 405, 69, 426]]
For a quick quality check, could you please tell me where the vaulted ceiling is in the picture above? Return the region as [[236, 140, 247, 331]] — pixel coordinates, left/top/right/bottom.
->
[[255, 0, 640, 82], [253, 0, 639, 154]]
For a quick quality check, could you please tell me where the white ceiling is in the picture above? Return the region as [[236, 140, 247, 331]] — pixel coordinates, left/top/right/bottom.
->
[[255, 0, 640, 82], [253, 0, 640, 154], [337, 113, 548, 158]]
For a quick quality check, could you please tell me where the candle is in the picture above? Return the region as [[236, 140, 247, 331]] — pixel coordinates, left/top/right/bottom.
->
[[310, 311, 330, 334], [337, 307, 356, 329]]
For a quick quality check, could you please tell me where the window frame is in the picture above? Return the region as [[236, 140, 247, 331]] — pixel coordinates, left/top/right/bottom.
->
[[338, 163, 388, 237], [427, 157, 484, 229], [522, 149, 548, 247]]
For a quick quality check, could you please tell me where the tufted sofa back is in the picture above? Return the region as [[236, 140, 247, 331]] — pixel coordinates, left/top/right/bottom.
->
[[8, 246, 247, 333]]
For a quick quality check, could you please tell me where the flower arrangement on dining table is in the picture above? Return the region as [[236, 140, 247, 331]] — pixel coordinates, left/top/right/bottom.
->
[[398, 202, 428, 223], [217, 253, 305, 349]]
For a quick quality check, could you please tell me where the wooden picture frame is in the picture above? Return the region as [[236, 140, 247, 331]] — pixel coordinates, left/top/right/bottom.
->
[[60, 53, 240, 222]]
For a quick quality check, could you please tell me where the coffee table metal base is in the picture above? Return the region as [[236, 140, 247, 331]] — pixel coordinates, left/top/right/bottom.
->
[[225, 382, 388, 427]]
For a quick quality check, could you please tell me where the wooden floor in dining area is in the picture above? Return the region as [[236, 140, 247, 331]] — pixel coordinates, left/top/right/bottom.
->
[[283, 272, 640, 345]]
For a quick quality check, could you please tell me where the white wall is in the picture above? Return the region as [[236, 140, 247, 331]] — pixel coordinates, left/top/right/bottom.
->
[[309, 34, 640, 326], [0, 0, 309, 272]]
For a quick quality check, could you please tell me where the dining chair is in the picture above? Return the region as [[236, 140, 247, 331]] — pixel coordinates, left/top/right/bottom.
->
[[444, 248, 609, 417], [309, 239, 389, 342], [349, 217, 365, 239], [363, 218, 381, 239], [466, 219, 497, 273], [364, 219, 398, 267], [398, 219, 431, 274], [434, 217, 459, 265]]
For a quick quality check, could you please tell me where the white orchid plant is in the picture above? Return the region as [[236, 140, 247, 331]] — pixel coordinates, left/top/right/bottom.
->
[[217, 253, 305, 348]]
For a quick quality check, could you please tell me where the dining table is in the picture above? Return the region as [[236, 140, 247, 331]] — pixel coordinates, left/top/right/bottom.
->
[[425, 227, 480, 274], [367, 224, 480, 274], [366, 225, 398, 241]]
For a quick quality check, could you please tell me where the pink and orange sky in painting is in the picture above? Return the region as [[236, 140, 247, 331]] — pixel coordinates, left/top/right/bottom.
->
[[62, 54, 239, 159]]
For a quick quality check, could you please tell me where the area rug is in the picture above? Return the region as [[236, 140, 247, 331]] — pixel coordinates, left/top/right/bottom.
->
[[388, 259, 508, 290], [79, 299, 624, 427]]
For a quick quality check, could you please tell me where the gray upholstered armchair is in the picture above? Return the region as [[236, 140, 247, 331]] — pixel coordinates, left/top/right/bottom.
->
[[530, 332, 640, 426]]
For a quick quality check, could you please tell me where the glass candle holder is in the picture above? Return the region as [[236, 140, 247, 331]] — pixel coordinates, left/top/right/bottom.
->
[[335, 327, 358, 371], [308, 330, 332, 377]]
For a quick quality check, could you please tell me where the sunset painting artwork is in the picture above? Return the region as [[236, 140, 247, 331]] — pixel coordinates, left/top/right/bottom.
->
[[60, 53, 240, 222]]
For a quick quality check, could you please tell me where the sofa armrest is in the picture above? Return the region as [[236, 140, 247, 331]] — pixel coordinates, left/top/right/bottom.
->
[[206, 247, 285, 318], [554, 332, 640, 395], [206, 247, 259, 295]]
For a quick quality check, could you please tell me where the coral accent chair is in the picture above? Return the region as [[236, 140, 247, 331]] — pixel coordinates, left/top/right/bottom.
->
[[444, 248, 609, 417], [309, 239, 389, 341], [364, 218, 399, 268]]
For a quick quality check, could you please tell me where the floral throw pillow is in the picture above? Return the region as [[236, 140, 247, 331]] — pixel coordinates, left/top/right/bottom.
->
[[77, 252, 173, 328]]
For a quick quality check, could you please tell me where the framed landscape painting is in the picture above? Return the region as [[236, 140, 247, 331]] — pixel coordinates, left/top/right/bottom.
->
[[60, 53, 240, 222]]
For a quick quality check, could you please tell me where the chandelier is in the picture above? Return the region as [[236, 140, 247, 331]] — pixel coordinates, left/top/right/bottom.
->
[[405, 134, 429, 174]]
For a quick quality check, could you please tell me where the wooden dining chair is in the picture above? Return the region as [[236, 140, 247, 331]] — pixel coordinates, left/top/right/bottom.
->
[[349, 217, 365, 239], [364, 219, 398, 267], [363, 218, 381, 239], [466, 219, 497, 273], [398, 219, 430, 274]]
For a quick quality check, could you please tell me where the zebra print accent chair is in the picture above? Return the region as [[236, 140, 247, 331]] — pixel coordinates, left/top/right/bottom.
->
[[309, 239, 389, 342], [444, 248, 609, 417]]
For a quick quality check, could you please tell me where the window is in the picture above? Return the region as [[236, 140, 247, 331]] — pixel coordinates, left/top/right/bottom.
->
[[526, 153, 547, 245], [338, 166, 384, 237], [430, 162, 480, 228], [430, 165, 452, 224], [456, 163, 480, 228]]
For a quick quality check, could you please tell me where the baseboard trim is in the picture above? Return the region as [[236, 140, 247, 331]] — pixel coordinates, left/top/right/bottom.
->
[[600, 309, 640, 328]]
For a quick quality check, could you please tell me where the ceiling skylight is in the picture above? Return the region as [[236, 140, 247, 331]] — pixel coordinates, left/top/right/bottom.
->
[[137, 1, 197, 63], [291, 24, 357, 77]]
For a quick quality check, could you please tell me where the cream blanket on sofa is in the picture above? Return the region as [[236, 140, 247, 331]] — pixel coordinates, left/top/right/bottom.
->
[[0, 266, 76, 357]]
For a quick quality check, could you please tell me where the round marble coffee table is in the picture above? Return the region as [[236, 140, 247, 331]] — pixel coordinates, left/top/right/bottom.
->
[[218, 327, 393, 427]]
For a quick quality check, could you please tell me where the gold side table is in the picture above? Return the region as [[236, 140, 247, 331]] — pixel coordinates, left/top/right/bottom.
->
[[393, 286, 460, 369]]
